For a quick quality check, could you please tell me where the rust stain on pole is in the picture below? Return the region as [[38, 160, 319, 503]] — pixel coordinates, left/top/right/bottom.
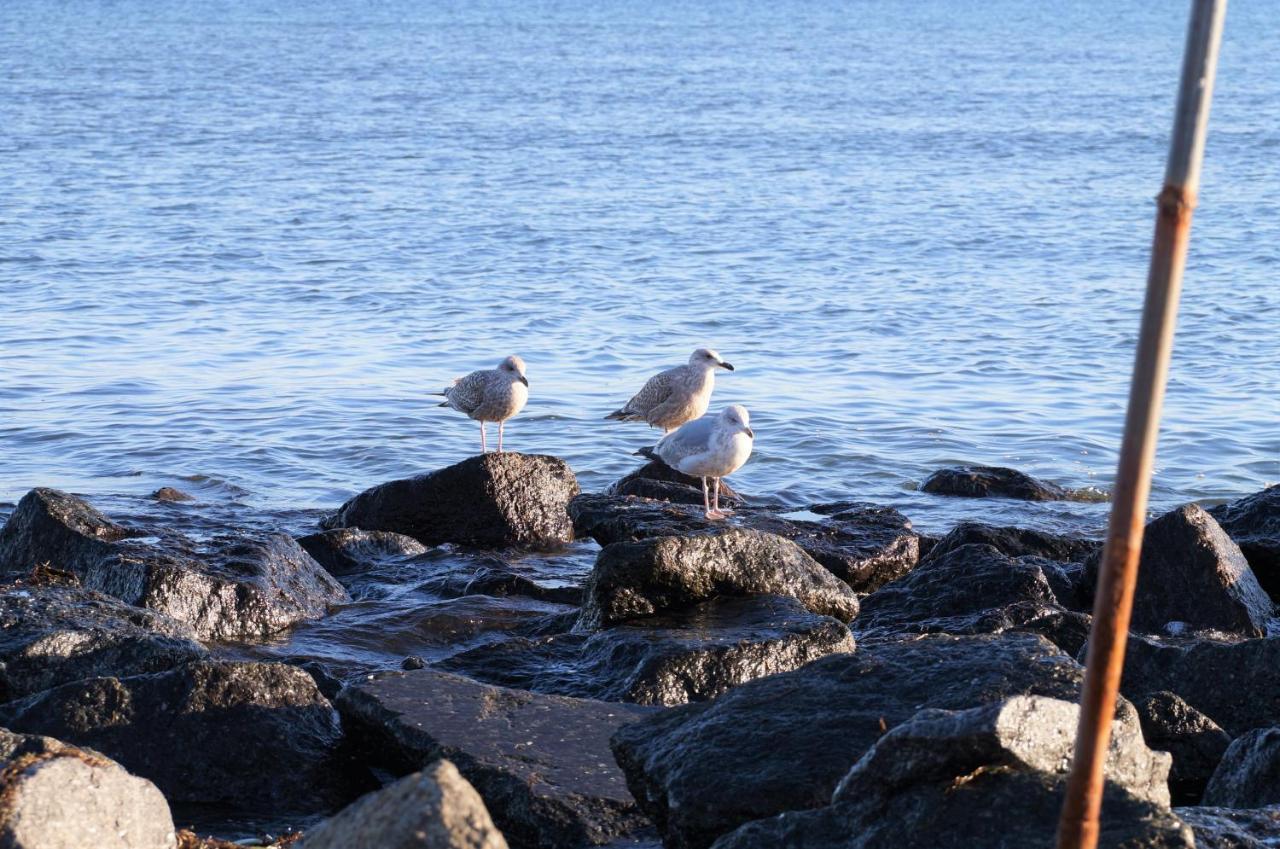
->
[[1054, 2, 1226, 849]]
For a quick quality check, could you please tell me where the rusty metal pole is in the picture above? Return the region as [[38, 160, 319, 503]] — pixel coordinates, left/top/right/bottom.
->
[[1056, 2, 1227, 848]]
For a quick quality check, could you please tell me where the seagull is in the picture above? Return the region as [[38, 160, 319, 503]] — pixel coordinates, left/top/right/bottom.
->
[[433, 355, 529, 454], [643, 404, 754, 520], [605, 348, 735, 433]]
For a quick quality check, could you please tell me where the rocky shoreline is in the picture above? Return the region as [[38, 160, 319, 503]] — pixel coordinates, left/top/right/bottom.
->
[[0, 454, 1277, 848]]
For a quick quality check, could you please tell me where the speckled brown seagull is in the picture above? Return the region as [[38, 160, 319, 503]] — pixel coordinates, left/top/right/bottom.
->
[[605, 347, 734, 433], [434, 355, 528, 453]]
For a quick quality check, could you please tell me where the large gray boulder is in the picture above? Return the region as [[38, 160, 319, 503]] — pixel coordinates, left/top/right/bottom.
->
[[322, 453, 579, 550], [610, 632, 1088, 849], [1177, 806, 1280, 849], [0, 661, 359, 813], [569, 496, 919, 593], [337, 668, 653, 849], [438, 595, 854, 706], [710, 697, 1187, 849], [0, 728, 176, 849], [857, 543, 1063, 639], [1119, 634, 1280, 737], [0, 488, 349, 641], [578, 528, 859, 630], [302, 759, 508, 849], [921, 465, 1068, 501], [1135, 690, 1233, 806], [1203, 728, 1280, 808], [1082, 504, 1272, 637], [0, 584, 206, 701], [1210, 485, 1280, 601]]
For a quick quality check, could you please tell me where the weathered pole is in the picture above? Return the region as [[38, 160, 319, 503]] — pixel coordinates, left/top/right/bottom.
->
[[1056, 2, 1227, 848]]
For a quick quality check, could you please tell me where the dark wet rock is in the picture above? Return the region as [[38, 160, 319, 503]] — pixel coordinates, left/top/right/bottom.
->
[[151, 486, 195, 503], [0, 660, 361, 813], [438, 595, 854, 706], [610, 632, 1088, 849], [1178, 805, 1280, 848], [569, 496, 919, 593], [0, 584, 207, 702], [926, 520, 1098, 564], [920, 465, 1068, 501], [1203, 728, 1280, 808], [1211, 485, 1280, 601], [301, 759, 508, 849], [1119, 635, 1280, 737], [296, 659, 345, 700], [1082, 504, 1272, 637], [401, 655, 426, 670], [578, 528, 859, 630], [337, 668, 653, 849], [296, 528, 429, 576], [711, 696, 1184, 849], [857, 543, 1062, 638], [605, 459, 742, 505], [416, 559, 582, 606], [0, 727, 177, 849], [0, 488, 349, 641], [1136, 691, 1233, 806], [321, 453, 579, 550], [1015, 608, 1093, 656]]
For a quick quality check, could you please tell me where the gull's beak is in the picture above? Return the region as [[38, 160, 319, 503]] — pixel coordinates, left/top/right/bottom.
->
[[744, 426, 754, 438], [719, 361, 735, 371], [519, 375, 529, 387]]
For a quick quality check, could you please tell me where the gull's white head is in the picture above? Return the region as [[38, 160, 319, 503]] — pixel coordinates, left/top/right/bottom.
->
[[499, 355, 528, 386], [719, 404, 754, 439], [690, 347, 734, 372]]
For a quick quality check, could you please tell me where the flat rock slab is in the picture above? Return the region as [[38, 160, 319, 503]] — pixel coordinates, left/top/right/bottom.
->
[[0, 583, 206, 701], [925, 520, 1098, 564], [569, 496, 919, 593], [337, 668, 655, 849], [0, 728, 177, 849], [578, 528, 859, 630], [438, 595, 854, 706], [1210, 485, 1280, 601], [1083, 504, 1272, 637], [0, 660, 357, 814], [322, 453, 579, 550], [920, 465, 1068, 501], [611, 632, 1087, 849], [0, 488, 349, 641]]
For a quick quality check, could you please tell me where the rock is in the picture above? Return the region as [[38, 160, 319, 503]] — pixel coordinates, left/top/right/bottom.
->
[[0, 661, 360, 813], [301, 759, 508, 849], [0, 727, 176, 849], [1119, 635, 1280, 737], [1210, 485, 1280, 600], [857, 544, 1063, 639], [605, 459, 742, 505], [0, 488, 349, 641], [401, 655, 426, 671], [438, 595, 854, 706], [711, 696, 1185, 849], [1203, 728, 1280, 808], [925, 520, 1098, 564], [610, 632, 1088, 849], [151, 487, 194, 502], [1136, 691, 1233, 806], [1016, 609, 1093, 656], [1177, 806, 1280, 849], [0, 584, 207, 702], [1082, 504, 1272, 637], [337, 668, 653, 849], [296, 528, 429, 576], [578, 528, 859, 630], [569, 496, 919, 593], [321, 453, 579, 550], [920, 465, 1068, 501], [415, 559, 583, 606]]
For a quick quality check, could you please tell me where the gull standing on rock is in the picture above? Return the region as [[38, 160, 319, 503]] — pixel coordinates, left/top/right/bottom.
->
[[433, 355, 529, 454], [605, 348, 734, 433], [643, 404, 754, 520]]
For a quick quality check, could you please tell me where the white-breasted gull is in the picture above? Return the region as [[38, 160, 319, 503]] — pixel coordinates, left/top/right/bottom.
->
[[644, 404, 754, 519]]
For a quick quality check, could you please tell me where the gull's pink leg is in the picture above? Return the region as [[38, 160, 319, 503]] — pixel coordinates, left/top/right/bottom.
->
[[713, 478, 733, 517], [498, 421, 505, 453], [702, 477, 712, 518], [480, 421, 487, 454]]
